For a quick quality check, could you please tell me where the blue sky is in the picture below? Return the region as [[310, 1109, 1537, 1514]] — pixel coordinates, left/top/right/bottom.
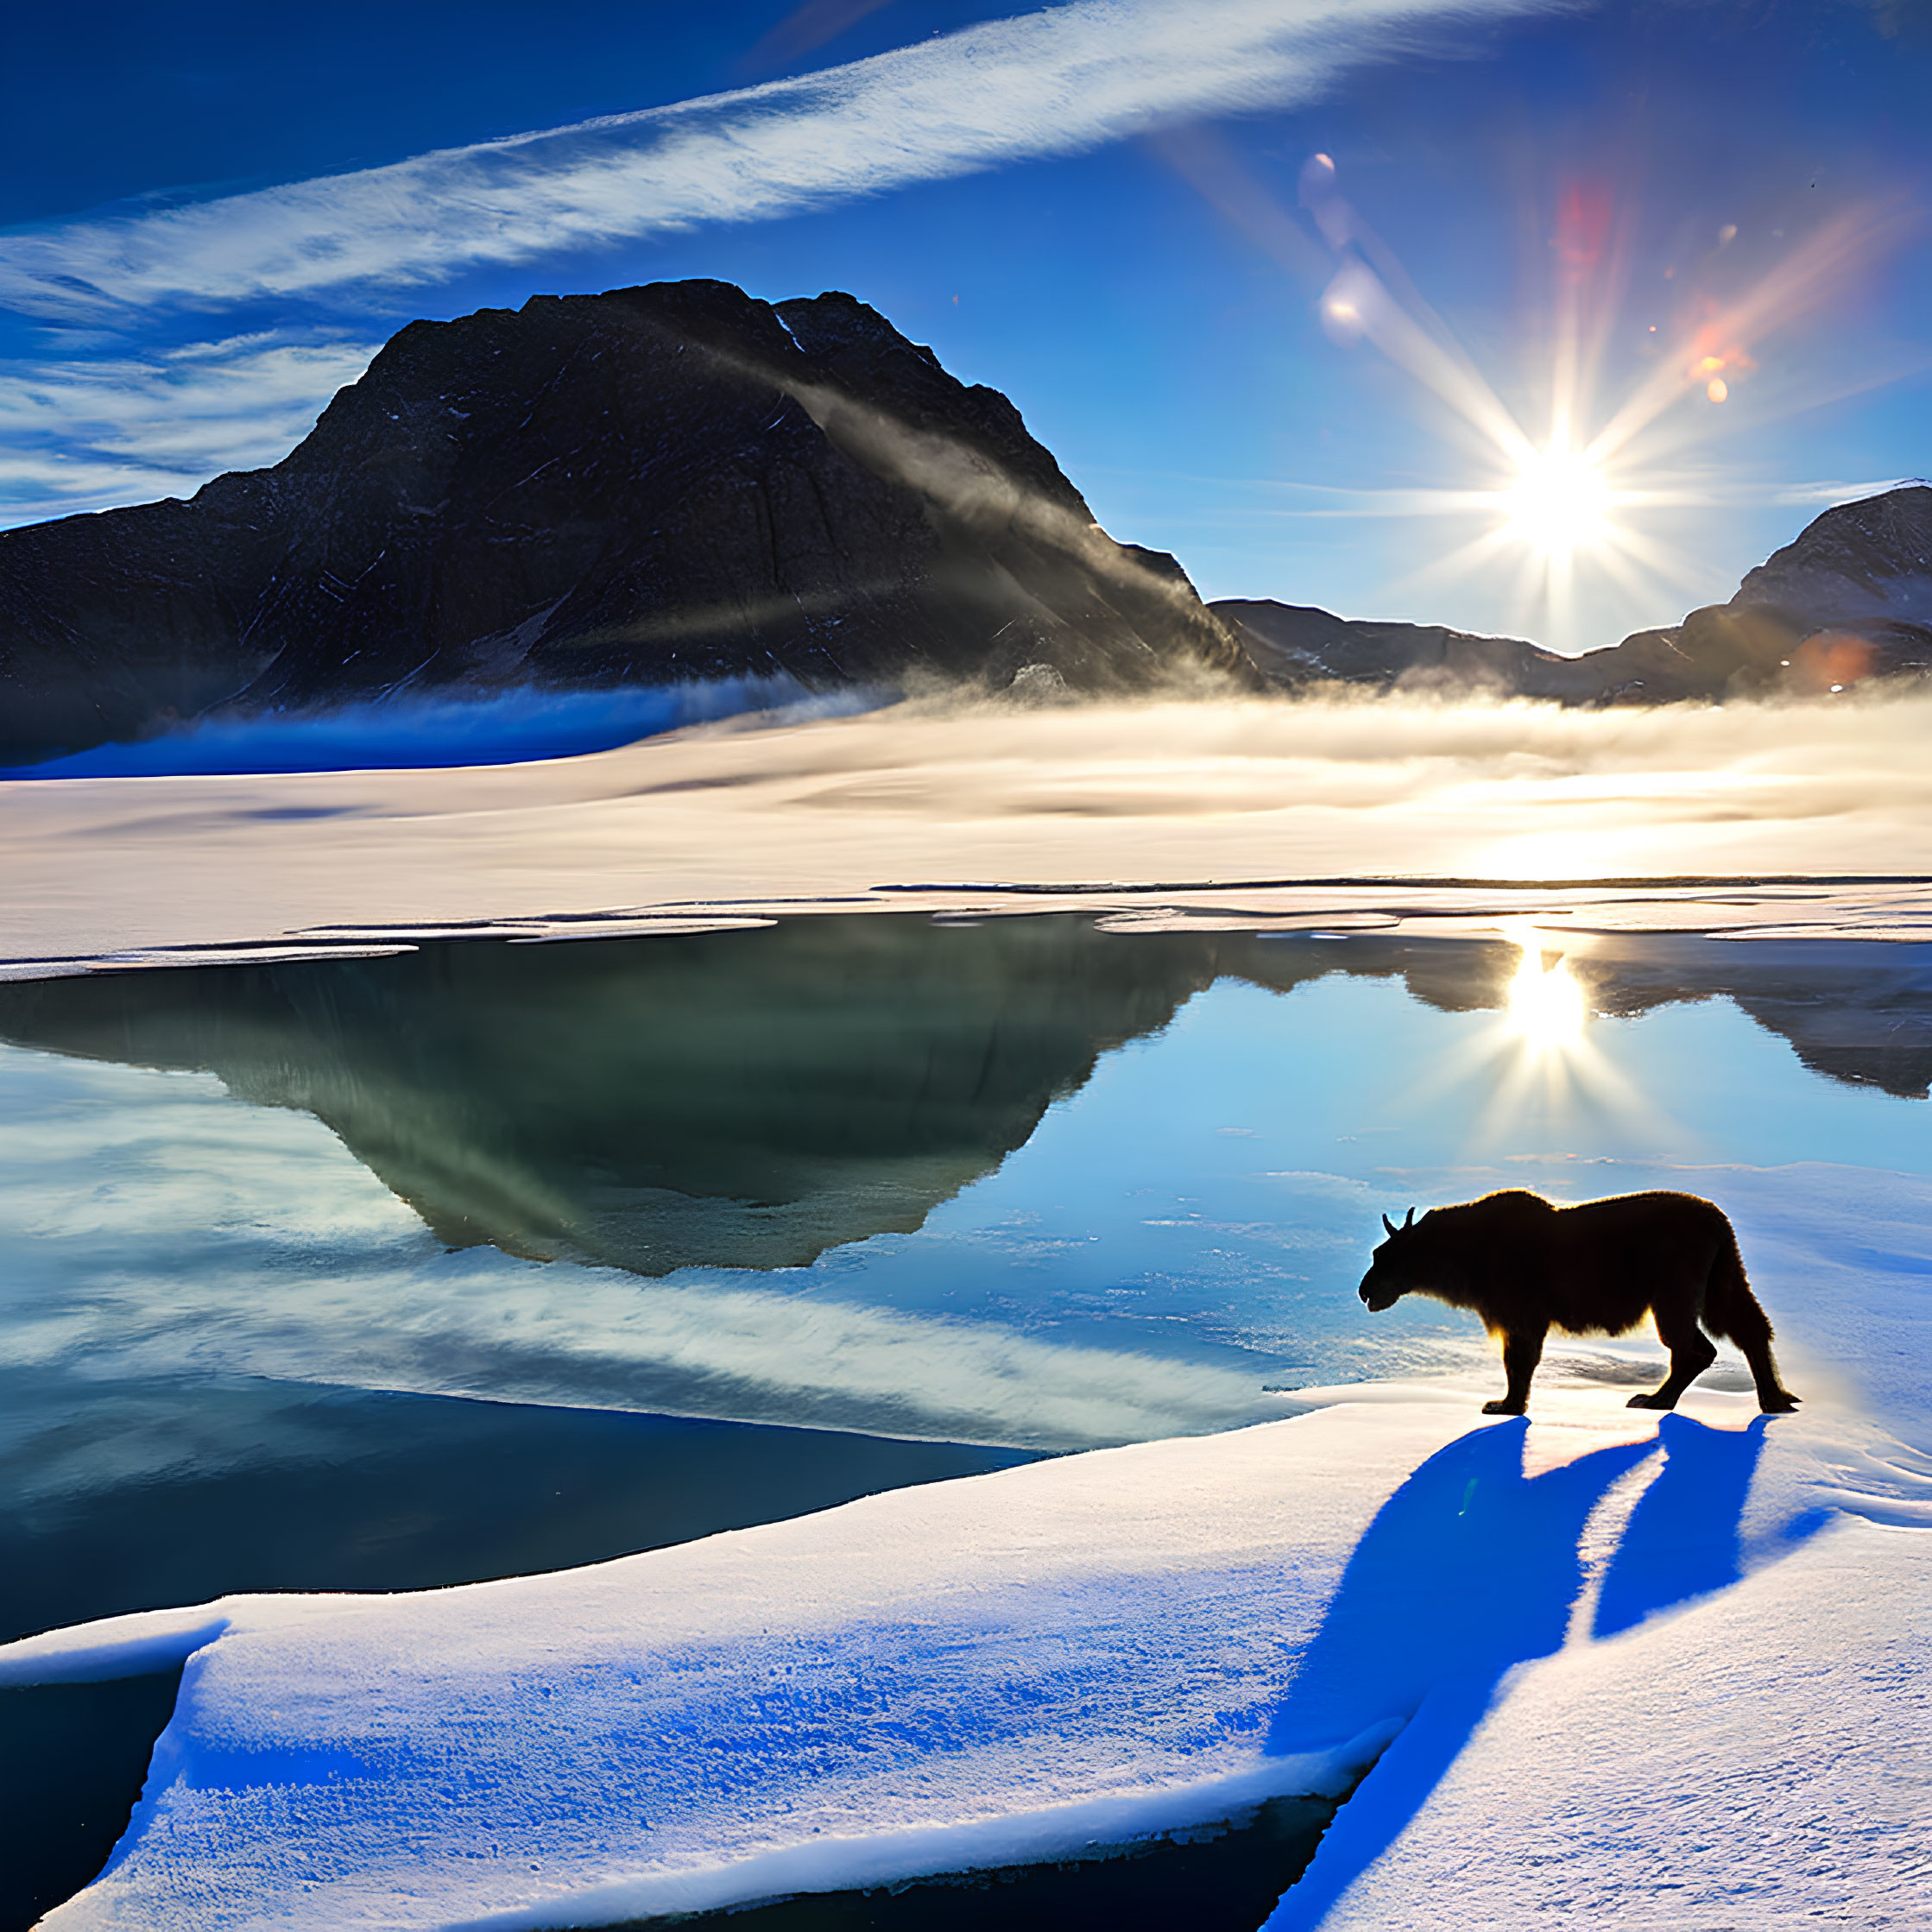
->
[[3, 0, 1928, 652]]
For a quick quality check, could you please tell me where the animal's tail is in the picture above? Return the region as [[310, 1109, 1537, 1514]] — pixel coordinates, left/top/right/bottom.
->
[[1703, 1217, 1800, 1413]]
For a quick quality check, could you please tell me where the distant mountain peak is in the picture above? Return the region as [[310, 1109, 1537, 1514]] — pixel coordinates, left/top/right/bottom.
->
[[1733, 482, 1932, 628], [1221, 483, 1932, 705]]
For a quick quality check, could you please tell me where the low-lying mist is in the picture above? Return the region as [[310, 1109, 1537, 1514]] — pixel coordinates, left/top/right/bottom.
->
[[11, 680, 1932, 968], [837, 679, 1932, 881]]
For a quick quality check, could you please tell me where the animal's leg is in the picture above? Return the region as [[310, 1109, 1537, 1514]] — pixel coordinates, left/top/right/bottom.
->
[[1702, 1243, 1800, 1412], [1483, 1323, 1547, 1415], [1627, 1286, 1718, 1411], [1734, 1332, 1799, 1414]]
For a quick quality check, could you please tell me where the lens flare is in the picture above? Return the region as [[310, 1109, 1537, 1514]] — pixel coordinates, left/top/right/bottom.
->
[[1177, 142, 1921, 653]]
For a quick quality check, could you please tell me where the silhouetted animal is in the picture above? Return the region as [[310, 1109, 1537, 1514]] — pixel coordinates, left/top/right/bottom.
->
[[1358, 1190, 1799, 1416]]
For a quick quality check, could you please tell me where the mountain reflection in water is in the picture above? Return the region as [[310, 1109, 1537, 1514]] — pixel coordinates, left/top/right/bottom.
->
[[0, 919, 1214, 1275], [2, 918, 1930, 1281]]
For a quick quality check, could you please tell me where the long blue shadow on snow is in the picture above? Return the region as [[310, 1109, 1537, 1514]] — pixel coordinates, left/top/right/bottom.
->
[[1596, 1412, 1763, 1638], [1260, 1414, 1781, 1930]]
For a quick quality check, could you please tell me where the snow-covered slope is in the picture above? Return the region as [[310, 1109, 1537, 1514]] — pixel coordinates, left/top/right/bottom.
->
[[4, 1374, 1925, 1932]]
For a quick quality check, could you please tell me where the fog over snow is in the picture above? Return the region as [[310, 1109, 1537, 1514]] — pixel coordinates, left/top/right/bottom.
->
[[12, 690, 1932, 973]]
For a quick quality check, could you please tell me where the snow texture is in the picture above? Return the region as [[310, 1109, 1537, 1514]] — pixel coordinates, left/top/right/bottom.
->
[[5, 1375, 1927, 1931]]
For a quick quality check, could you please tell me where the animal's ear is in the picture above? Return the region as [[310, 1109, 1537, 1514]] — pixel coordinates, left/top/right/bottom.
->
[[1381, 1212, 1398, 1237], [1403, 1206, 1416, 1229]]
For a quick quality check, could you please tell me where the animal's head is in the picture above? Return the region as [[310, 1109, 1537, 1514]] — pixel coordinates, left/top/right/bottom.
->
[[1359, 1207, 1428, 1312]]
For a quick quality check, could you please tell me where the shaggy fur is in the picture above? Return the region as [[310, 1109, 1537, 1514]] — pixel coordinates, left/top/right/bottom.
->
[[1358, 1190, 1800, 1416]]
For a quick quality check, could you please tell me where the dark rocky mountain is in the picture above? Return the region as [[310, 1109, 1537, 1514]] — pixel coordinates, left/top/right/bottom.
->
[[1734, 483, 1932, 628], [0, 281, 1254, 765], [1219, 483, 1932, 705], [4, 275, 1923, 757]]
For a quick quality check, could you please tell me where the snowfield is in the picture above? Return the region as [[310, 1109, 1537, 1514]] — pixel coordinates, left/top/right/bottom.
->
[[16, 692, 1932, 975], [3, 1373, 1926, 1930]]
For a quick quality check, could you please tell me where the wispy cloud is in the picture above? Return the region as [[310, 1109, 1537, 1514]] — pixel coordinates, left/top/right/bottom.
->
[[0, 333, 377, 523], [1771, 477, 1925, 507], [0, 0, 1571, 320]]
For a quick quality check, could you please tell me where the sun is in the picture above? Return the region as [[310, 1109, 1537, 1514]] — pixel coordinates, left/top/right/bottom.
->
[[1501, 441, 1612, 559]]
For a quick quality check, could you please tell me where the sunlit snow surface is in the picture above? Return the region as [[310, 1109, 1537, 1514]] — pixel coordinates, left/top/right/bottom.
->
[[5, 1385, 1926, 1930]]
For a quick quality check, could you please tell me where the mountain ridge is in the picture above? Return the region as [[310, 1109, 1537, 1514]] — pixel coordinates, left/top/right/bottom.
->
[[1221, 483, 1932, 704], [0, 281, 1254, 765]]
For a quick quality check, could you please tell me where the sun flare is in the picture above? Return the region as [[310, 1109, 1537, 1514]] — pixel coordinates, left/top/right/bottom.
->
[[1502, 442, 1612, 559]]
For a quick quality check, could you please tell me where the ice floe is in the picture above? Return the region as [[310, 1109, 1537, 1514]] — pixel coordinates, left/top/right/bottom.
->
[[5, 1376, 1926, 1930]]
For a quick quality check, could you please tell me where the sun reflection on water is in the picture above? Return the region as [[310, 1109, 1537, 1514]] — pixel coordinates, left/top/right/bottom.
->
[[1507, 941, 1589, 1050], [1393, 928, 1687, 1159]]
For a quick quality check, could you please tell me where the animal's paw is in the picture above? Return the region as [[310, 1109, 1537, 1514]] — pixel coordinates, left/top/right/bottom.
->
[[1481, 1398, 1525, 1415], [1761, 1391, 1802, 1413], [1626, 1392, 1674, 1410]]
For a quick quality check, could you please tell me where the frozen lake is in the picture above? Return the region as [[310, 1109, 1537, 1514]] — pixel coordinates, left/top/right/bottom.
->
[[4, 915, 1932, 1924]]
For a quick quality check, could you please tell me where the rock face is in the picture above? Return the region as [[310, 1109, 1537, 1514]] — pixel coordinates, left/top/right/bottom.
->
[[1595, 489, 1932, 702], [0, 281, 1253, 764], [1734, 483, 1932, 628], [1222, 484, 1932, 705]]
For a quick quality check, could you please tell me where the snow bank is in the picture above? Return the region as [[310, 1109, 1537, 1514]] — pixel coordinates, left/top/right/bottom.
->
[[1291, 1513, 1931, 1930], [7, 1380, 1925, 1931]]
